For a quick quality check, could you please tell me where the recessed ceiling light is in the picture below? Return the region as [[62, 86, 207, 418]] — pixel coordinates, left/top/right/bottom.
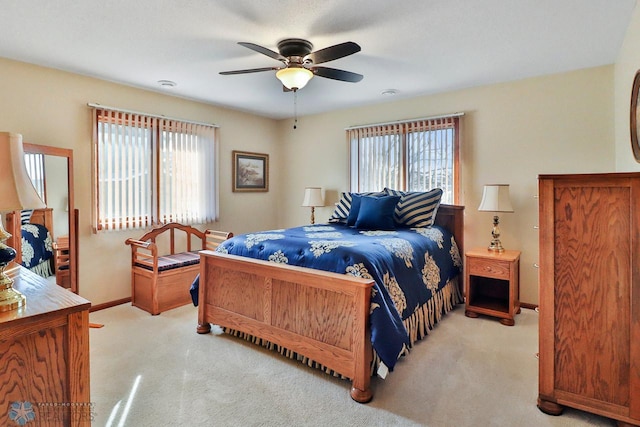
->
[[157, 80, 177, 88], [381, 89, 398, 96]]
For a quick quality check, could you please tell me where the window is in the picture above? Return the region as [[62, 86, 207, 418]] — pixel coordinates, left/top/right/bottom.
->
[[92, 108, 218, 232], [348, 115, 460, 204], [24, 153, 46, 203]]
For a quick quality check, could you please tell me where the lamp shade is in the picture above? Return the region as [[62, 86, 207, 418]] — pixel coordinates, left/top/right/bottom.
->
[[0, 132, 46, 211], [276, 67, 314, 90], [478, 184, 513, 212], [301, 187, 324, 207]]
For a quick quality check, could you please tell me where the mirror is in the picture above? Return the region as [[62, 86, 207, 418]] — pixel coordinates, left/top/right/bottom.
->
[[631, 69, 640, 162], [22, 143, 77, 293]]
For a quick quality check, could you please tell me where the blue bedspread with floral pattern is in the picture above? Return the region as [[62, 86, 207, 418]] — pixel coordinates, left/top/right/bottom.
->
[[191, 223, 462, 370], [20, 223, 53, 270]]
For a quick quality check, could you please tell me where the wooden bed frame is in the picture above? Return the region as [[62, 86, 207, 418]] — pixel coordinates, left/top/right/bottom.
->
[[196, 204, 464, 402]]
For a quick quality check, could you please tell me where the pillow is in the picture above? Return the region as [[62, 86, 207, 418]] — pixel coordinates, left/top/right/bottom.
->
[[328, 192, 352, 223], [346, 194, 363, 226], [385, 188, 443, 228], [355, 195, 401, 230], [328, 191, 386, 224], [20, 209, 34, 225]]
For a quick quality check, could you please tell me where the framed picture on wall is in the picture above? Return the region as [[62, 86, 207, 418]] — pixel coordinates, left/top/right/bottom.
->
[[232, 150, 269, 192]]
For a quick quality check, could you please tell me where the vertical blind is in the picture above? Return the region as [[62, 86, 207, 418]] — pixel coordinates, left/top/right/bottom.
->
[[24, 153, 46, 203], [348, 114, 460, 204], [92, 108, 218, 232], [158, 119, 217, 225]]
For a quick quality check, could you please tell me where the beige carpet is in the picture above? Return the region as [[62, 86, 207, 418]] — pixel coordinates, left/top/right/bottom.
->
[[89, 304, 614, 426]]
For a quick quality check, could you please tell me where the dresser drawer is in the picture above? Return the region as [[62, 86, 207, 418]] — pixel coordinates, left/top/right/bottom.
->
[[467, 258, 511, 279]]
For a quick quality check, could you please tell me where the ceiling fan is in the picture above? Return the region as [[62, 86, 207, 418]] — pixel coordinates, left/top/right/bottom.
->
[[220, 38, 363, 91]]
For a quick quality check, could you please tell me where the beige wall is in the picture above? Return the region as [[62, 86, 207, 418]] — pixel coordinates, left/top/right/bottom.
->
[[276, 66, 615, 305], [615, 2, 640, 171], [0, 54, 620, 307], [0, 58, 281, 305]]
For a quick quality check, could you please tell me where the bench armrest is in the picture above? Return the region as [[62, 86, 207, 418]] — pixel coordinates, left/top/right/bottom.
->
[[204, 230, 233, 251], [125, 238, 154, 250], [125, 238, 158, 270]]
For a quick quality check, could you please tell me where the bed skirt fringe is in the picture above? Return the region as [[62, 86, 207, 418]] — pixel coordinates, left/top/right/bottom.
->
[[223, 276, 463, 380], [29, 259, 54, 278]]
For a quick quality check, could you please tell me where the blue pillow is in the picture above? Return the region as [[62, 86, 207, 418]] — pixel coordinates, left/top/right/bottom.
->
[[330, 191, 386, 224], [355, 195, 401, 230], [346, 194, 363, 226]]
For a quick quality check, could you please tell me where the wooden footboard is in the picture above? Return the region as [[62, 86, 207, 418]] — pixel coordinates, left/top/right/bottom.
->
[[197, 251, 375, 402]]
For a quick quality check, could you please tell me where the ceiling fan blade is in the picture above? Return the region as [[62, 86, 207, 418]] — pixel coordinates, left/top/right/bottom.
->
[[305, 42, 361, 65], [313, 66, 363, 83], [238, 42, 286, 62], [220, 67, 280, 75]]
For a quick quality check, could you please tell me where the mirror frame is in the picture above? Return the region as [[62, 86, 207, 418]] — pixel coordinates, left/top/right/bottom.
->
[[23, 143, 77, 293], [631, 69, 640, 162]]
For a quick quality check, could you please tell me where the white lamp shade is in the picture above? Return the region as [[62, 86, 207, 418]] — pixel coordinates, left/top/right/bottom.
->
[[0, 132, 46, 211], [301, 187, 324, 207], [478, 184, 513, 213], [276, 67, 313, 90]]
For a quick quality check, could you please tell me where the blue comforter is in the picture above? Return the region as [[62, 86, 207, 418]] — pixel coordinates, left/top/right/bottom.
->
[[20, 223, 53, 270], [191, 223, 462, 370]]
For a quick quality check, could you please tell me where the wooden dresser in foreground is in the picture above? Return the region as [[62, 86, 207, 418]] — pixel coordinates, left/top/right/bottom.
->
[[0, 265, 92, 426], [538, 173, 640, 427]]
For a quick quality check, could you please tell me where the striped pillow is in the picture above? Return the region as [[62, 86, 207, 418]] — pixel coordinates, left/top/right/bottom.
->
[[20, 209, 34, 225], [385, 188, 443, 228], [328, 192, 353, 223], [328, 191, 386, 223]]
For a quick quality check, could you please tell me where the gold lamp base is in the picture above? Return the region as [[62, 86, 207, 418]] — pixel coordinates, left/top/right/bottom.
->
[[487, 215, 505, 253], [0, 269, 25, 312], [0, 236, 25, 312], [487, 239, 505, 253]]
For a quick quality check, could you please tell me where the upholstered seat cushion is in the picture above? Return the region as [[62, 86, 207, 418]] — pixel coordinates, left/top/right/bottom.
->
[[136, 251, 201, 271]]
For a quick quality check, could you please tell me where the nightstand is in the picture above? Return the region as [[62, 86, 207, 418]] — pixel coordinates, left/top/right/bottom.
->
[[465, 248, 521, 326]]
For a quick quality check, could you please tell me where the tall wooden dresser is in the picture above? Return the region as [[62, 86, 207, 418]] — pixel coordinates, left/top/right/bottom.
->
[[537, 173, 640, 427], [0, 265, 91, 426]]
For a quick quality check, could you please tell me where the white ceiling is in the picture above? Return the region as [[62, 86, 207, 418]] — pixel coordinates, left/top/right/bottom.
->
[[0, 0, 636, 119]]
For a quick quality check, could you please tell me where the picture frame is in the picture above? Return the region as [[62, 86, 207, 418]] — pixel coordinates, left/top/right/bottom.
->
[[232, 150, 269, 192], [630, 69, 640, 162]]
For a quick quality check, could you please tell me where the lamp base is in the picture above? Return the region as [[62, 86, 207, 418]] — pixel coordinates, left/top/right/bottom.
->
[[487, 239, 505, 253], [487, 215, 505, 252], [0, 240, 25, 312], [0, 269, 25, 312]]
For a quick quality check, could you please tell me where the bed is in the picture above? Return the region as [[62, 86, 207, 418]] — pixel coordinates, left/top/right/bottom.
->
[[194, 194, 464, 402], [5, 208, 55, 278]]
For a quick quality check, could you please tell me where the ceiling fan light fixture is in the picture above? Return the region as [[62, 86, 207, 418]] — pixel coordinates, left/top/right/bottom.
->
[[276, 67, 313, 91]]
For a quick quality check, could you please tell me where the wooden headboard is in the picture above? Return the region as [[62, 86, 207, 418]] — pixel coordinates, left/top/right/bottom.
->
[[4, 208, 54, 265], [434, 204, 465, 257]]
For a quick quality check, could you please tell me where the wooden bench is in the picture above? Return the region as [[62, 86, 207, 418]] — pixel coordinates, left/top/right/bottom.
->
[[125, 223, 232, 315]]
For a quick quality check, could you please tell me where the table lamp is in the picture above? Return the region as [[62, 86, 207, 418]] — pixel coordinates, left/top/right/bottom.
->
[[477, 184, 513, 252], [301, 187, 324, 224], [0, 132, 46, 312]]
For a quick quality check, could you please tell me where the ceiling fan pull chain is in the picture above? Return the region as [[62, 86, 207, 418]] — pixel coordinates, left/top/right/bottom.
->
[[293, 89, 298, 130]]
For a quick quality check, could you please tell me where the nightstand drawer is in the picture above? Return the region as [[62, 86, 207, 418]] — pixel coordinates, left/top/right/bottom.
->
[[467, 258, 510, 279]]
